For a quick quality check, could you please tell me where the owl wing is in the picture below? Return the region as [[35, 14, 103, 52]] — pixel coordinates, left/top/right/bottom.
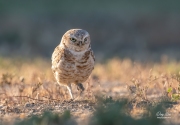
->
[[51, 45, 75, 72], [51, 46, 63, 72], [90, 49, 95, 62]]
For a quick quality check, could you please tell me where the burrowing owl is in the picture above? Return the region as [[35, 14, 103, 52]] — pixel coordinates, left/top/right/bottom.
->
[[52, 29, 95, 99]]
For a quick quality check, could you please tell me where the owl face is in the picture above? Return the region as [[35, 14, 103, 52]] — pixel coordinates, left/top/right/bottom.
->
[[61, 29, 91, 51]]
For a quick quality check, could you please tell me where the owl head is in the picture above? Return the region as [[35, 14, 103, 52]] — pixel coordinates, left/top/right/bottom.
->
[[60, 29, 91, 52]]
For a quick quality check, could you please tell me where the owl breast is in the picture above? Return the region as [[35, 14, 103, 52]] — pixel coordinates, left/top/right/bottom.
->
[[57, 49, 94, 84]]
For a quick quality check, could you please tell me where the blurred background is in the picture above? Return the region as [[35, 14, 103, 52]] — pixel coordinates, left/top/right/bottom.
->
[[0, 0, 180, 62]]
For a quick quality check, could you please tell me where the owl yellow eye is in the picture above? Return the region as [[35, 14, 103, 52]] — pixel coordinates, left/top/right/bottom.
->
[[84, 37, 87, 42], [70, 38, 77, 42]]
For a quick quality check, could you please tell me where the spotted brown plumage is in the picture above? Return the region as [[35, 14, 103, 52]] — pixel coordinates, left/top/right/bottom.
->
[[51, 29, 95, 99]]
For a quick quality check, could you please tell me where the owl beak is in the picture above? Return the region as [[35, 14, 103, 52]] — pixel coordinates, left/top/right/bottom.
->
[[77, 41, 82, 47]]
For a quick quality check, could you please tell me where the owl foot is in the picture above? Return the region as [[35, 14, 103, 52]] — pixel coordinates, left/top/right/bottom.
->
[[70, 99, 74, 102], [77, 83, 85, 92]]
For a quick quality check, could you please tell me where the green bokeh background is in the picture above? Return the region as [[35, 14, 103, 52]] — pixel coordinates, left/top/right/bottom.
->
[[0, 0, 180, 62]]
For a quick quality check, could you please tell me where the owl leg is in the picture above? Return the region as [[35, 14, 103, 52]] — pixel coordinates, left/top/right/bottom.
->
[[77, 83, 85, 94], [66, 84, 74, 99]]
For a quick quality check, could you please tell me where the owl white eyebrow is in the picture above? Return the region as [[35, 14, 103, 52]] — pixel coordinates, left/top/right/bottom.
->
[[83, 34, 89, 38], [70, 34, 76, 37]]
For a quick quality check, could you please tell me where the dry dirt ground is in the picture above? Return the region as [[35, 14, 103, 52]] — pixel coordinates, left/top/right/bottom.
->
[[0, 58, 180, 125], [1, 81, 180, 125]]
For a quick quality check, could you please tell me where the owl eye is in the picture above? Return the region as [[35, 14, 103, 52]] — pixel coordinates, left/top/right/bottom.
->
[[70, 38, 77, 42], [84, 37, 87, 42]]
